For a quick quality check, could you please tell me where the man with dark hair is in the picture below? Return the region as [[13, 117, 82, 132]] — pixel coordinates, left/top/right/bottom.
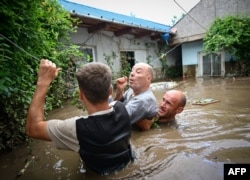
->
[[26, 59, 134, 175]]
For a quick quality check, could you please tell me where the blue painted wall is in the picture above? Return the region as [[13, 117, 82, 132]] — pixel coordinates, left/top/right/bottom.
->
[[182, 41, 203, 65]]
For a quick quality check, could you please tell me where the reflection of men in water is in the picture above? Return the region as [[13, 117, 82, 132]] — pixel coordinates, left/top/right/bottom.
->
[[136, 90, 186, 130], [114, 62, 158, 124], [26, 59, 134, 175]]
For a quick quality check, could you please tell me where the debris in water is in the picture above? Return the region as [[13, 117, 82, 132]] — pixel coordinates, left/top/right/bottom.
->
[[192, 98, 220, 105], [16, 156, 35, 177]]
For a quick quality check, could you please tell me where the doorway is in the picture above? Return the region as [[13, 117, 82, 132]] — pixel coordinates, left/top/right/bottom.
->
[[199, 52, 224, 77]]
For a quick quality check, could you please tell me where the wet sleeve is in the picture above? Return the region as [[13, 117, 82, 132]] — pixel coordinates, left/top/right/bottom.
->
[[125, 96, 157, 124], [47, 117, 80, 152]]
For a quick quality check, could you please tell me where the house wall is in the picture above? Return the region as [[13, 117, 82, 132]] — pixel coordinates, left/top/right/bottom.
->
[[181, 41, 203, 78], [182, 41, 203, 65], [166, 41, 202, 78], [70, 27, 162, 79], [170, 0, 250, 77], [183, 65, 197, 78], [171, 0, 250, 45]]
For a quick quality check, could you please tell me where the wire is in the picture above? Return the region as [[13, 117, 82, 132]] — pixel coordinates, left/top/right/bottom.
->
[[0, 34, 75, 75], [150, 43, 182, 63], [0, 33, 180, 74], [0, 34, 40, 61], [173, 0, 207, 31]]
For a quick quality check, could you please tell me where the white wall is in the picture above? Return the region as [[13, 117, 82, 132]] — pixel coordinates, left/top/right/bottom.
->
[[70, 27, 162, 77]]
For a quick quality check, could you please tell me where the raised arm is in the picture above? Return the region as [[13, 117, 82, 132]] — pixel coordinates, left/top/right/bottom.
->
[[26, 59, 61, 140], [114, 77, 128, 101]]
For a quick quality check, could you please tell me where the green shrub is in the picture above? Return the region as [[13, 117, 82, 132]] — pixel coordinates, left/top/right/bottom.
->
[[0, 0, 81, 151]]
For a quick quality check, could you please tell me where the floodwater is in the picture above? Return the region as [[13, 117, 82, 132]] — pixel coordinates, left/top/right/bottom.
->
[[0, 78, 250, 180]]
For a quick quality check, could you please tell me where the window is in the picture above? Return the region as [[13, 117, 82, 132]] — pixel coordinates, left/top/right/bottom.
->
[[198, 52, 224, 77], [120, 51, 135, 68], [120, 51, 135, 76], [79, 46, 95, 63]]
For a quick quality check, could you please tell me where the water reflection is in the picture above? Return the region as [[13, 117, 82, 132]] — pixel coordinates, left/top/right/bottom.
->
[[0, 78, 249, 180]]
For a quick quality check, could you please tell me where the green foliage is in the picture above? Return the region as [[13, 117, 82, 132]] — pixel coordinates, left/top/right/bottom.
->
[[120, 61, 131, 77], [170, 13, 185, 26], [119, 52, 131, 78], [146, 55, 154, 67], [103, 52, 117, 76], [164, 66, 183, 78], [203, 16, 250, 62], [159, 54, 168, 78], [70, 88, 86, 111], [0, 0, 82, 151], [159, 54, 182, 79]]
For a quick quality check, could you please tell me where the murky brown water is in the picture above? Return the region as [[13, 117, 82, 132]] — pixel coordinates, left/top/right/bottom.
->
[[1, 78, 250, 180]]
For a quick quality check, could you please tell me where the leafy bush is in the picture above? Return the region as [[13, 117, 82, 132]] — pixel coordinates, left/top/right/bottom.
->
[[203, 16, 250, 75], [164, 65, 183, 78], [0, 0, 82, 151]]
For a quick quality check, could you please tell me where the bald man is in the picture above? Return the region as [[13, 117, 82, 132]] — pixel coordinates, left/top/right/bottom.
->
[[136, 90, 186, 130], [115, 63, 158, 124]]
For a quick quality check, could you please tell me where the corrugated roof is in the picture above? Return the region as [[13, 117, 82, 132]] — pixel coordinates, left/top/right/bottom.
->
[[59, 0, 170, 33]]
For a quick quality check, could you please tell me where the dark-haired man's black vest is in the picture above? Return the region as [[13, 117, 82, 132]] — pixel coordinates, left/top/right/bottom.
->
[[76, 101, 134, 175]]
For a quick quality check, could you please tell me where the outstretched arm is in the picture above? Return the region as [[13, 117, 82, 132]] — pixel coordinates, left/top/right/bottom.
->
[[26, 59, 61, 140], [136, 118, 154, 131]]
